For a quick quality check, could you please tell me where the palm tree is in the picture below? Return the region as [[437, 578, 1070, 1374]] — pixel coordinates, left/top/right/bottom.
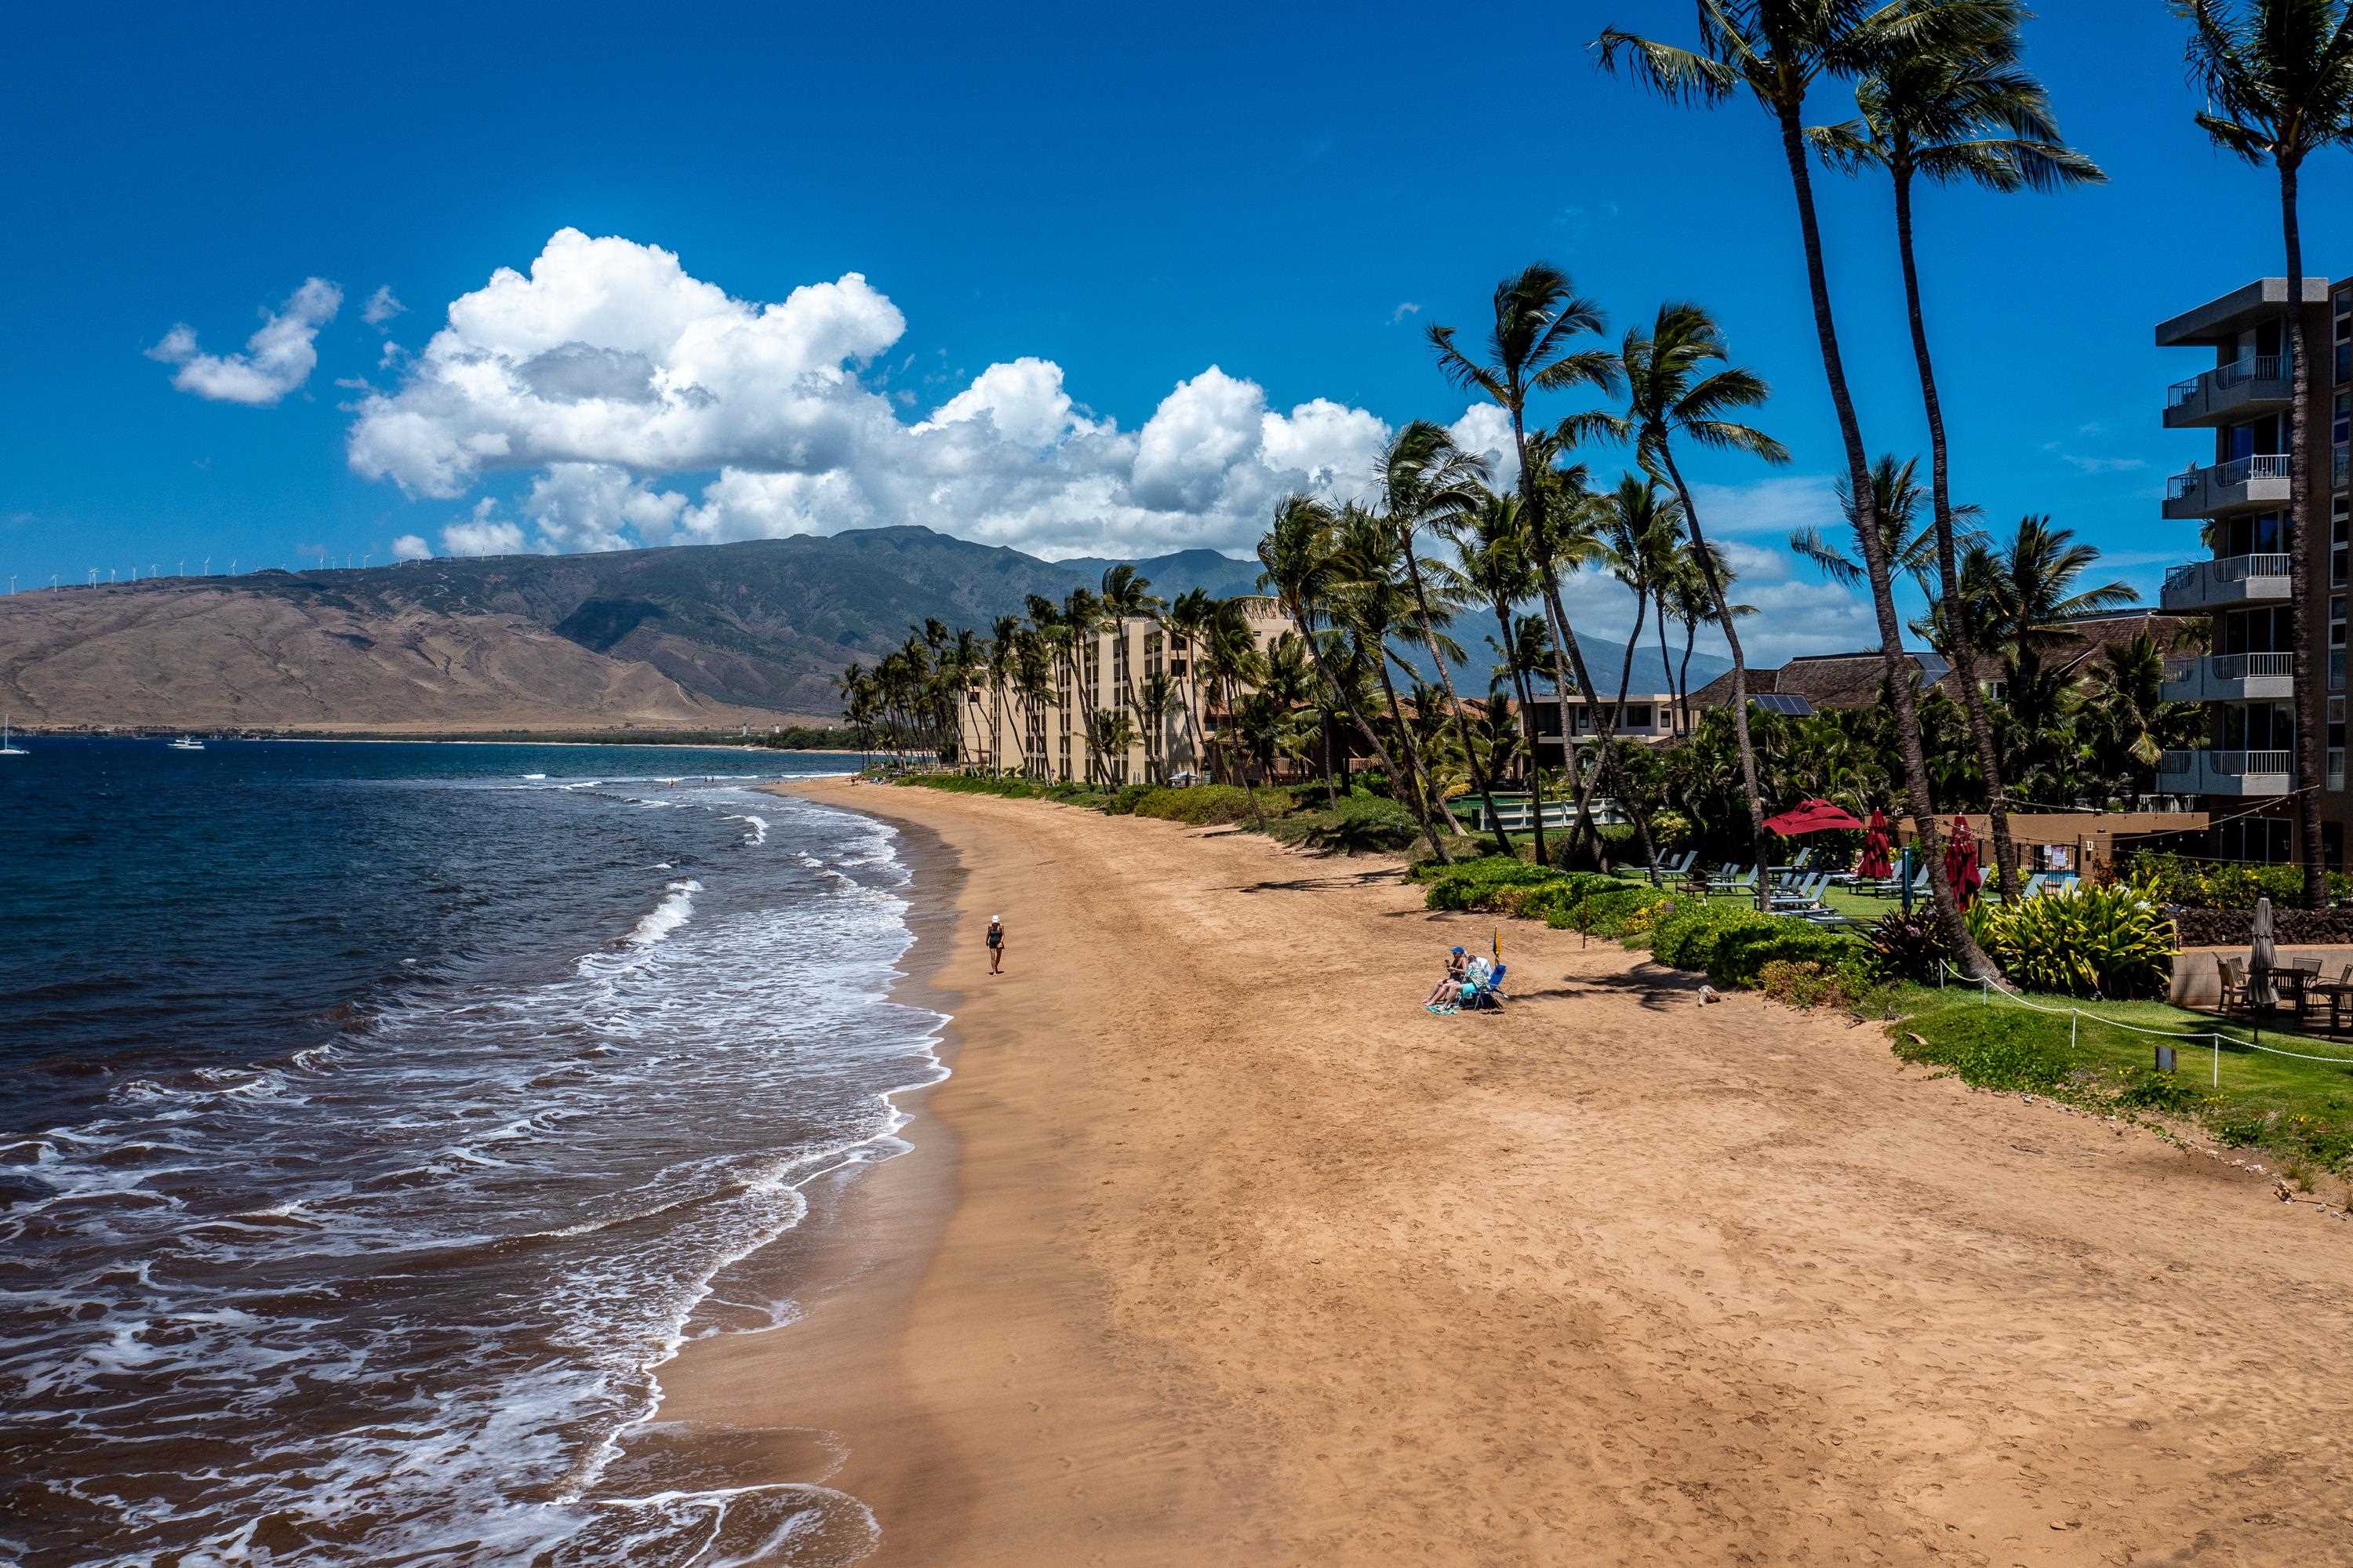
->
[[1329, 500, 1461, 842], [1569, 302, 1787, 902], [1522, 433, 1613, 860], [1598, 1, 2003, 966], [1969, 515, 2141, 660], [1376, 421, 1515, 856], [1592, 473, 1680, 866], [1259, 493, 1449, 857], [1198, 598, 1272, 828], [1163, 588, 1216, 780], [1427, 264, 1623, 860], [987, 614, 1021, 773], [1787, 453, 1953, 594], [2179, 0, 2353, 904], [1099, 563, 1161, 783], [1438, 486, 1552, 862], [1813, 3, 2103, 898]]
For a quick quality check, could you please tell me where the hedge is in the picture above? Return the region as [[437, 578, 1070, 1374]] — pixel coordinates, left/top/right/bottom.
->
[[1129, 784, 1289, 826]]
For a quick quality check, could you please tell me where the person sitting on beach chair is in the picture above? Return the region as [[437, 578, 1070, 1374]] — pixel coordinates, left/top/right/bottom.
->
[[1464, 962, 1508, 1011], [1425, 946, 1470, 1010]]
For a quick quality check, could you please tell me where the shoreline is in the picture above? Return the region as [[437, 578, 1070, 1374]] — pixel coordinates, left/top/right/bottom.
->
[[655, 780, 2353, 1566]]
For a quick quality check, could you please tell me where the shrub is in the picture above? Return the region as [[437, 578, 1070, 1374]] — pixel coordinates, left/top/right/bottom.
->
[[2124, 851, 2353, 910], [1758, 959, 1854, 1010], [1864, 911, 1955, 984], [1129, 784, 1286, 826], [1649, 900, 1775, 971], [1703, 921, 1866, 989], [1540, 886, 1671, 937], [1422, 856, 1566, 911], [1103, 784, 1155, 816], [1969, 882, 2177, 999], [1890, 1005, 2077, 1093], [1306, 794, 1420, 853]]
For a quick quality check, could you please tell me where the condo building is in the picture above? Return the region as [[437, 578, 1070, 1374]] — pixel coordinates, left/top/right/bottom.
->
[[2156, 278, 2351, 865], [958, 595, 1297, 785]]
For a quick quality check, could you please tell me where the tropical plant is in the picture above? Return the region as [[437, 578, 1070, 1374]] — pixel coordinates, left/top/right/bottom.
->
[[1438, 486, 1553, 862], [1966, 882, 2177, 999], [2177, 0, 2353, 907]]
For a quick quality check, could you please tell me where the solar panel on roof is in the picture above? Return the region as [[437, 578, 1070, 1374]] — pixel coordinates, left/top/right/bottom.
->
[[1751, 693, 1814, 716]]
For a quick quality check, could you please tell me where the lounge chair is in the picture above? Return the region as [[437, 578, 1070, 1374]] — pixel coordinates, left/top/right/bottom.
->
[[1708, 866, 1758, 898], [1649, 849, 1697, 885], [1465, 962, 1508, 1011], [1768, 872, 1828, 911]]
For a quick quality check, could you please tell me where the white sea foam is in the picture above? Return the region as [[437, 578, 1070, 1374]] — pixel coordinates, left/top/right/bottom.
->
[[627, 879, 703, 946], [5, 784, 945, 1567], [724, 813, 769, 847]]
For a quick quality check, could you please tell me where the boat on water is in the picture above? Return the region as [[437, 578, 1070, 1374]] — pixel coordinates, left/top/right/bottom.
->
[[167, 735, 205, 751], [0, 715, 25, 758]]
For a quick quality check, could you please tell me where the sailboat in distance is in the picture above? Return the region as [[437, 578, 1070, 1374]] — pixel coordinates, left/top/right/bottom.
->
[[0, 715, 26, 757]]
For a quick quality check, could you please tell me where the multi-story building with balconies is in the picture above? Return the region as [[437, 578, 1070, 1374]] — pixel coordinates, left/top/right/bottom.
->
[[958, 595, 1298, 786], [2156, 278, 2350, 864]]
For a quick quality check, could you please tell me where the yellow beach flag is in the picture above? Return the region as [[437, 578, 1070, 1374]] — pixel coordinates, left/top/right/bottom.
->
[[1493, 926, 1501, 965]]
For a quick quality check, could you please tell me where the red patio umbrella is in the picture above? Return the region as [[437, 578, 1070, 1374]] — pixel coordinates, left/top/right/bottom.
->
[[1943, 813, 1982, 910], [1761, 798, 1865, 836], [1857, 808, 1892, 881]]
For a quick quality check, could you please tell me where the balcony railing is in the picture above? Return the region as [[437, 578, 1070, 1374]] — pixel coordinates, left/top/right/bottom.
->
[[2165, 354, 2286, 409], [2156, 748, 2296, 795], [2209, 651, 2295, 682], [2166, 453, 2291, 500], [2161, 552, 2293, 611]]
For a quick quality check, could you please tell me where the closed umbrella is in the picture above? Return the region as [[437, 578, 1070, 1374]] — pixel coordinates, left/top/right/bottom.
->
[[2249, 894, 2276, 1010], [1942, 813, 1982, 911], [1857, 808, 1893, 882]]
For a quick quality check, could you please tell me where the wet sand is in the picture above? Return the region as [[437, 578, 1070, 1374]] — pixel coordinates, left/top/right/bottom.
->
[[658, 780, 2353, 1566]]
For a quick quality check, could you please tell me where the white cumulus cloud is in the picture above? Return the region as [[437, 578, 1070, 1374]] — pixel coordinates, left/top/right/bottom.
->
[[149, 278, 343, 406], [390, 533, 431, 562], [441, 499, 529, 558], [343, 227, 1490, 559], [363, 286, 406, 327]]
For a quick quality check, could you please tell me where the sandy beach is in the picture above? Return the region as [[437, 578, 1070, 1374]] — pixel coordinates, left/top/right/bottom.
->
[[657, 780, 2353, 1566]]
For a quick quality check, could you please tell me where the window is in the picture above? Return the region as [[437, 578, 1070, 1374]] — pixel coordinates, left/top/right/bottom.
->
[[2335, 391, 2350, 449], [1625, 704, 1652, 729]]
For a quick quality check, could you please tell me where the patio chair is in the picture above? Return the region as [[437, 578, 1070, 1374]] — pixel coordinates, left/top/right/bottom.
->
[[2216, 955, 2248, 1013], [1464, 962, 1508, 1011], [1768, 872, 1828, 910]]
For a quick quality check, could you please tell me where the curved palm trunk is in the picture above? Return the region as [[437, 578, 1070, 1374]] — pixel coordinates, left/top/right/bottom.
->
[[1396, 542, 1514, 857], [1655, 450, 1769, 906], [1776, 106, 1994, 974], [1533, 572, 1604, 858], [1605, 589, 1663, 868], [1653, 585, 1678, 737], [1677, 626, 1697, 734], [1492, 599, 1549, 864], [1301, 613, 1450, 861], [2282, 161, 2329, 908], [1373, 646, 1456, 844], [1504, 405, 1608, 864], [1893, 166, 2020, 900]]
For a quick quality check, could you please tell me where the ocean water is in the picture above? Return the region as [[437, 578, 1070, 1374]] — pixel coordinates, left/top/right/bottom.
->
[[0, 739, 944, 1567]]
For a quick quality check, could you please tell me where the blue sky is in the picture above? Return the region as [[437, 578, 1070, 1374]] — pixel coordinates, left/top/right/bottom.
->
[[8, 1, 2353, 663]]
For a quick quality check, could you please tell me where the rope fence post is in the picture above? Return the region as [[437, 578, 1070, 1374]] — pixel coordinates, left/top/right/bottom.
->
[[2213, 1034, 2220, 1089]]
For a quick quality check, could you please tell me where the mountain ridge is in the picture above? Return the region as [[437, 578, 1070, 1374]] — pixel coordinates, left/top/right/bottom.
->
[[0, 526, 1726, 730]]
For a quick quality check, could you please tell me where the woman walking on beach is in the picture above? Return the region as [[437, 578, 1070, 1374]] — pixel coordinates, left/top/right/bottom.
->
[[987, 914, 1005, 975]]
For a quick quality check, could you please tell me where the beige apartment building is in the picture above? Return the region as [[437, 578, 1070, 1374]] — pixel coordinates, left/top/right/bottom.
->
[[958, 595, 1297, 785], [2155, 278, 2353, 867]]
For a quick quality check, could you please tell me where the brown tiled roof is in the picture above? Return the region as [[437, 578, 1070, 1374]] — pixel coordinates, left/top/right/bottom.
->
[[1689, 611, 2199, 713]]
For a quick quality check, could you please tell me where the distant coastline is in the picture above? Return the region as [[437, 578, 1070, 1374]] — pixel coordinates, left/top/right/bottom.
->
[[5, 726, 862, 751]]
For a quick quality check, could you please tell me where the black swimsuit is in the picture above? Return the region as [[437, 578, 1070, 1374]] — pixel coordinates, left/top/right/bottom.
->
[[987, 927, 1002, 949]]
